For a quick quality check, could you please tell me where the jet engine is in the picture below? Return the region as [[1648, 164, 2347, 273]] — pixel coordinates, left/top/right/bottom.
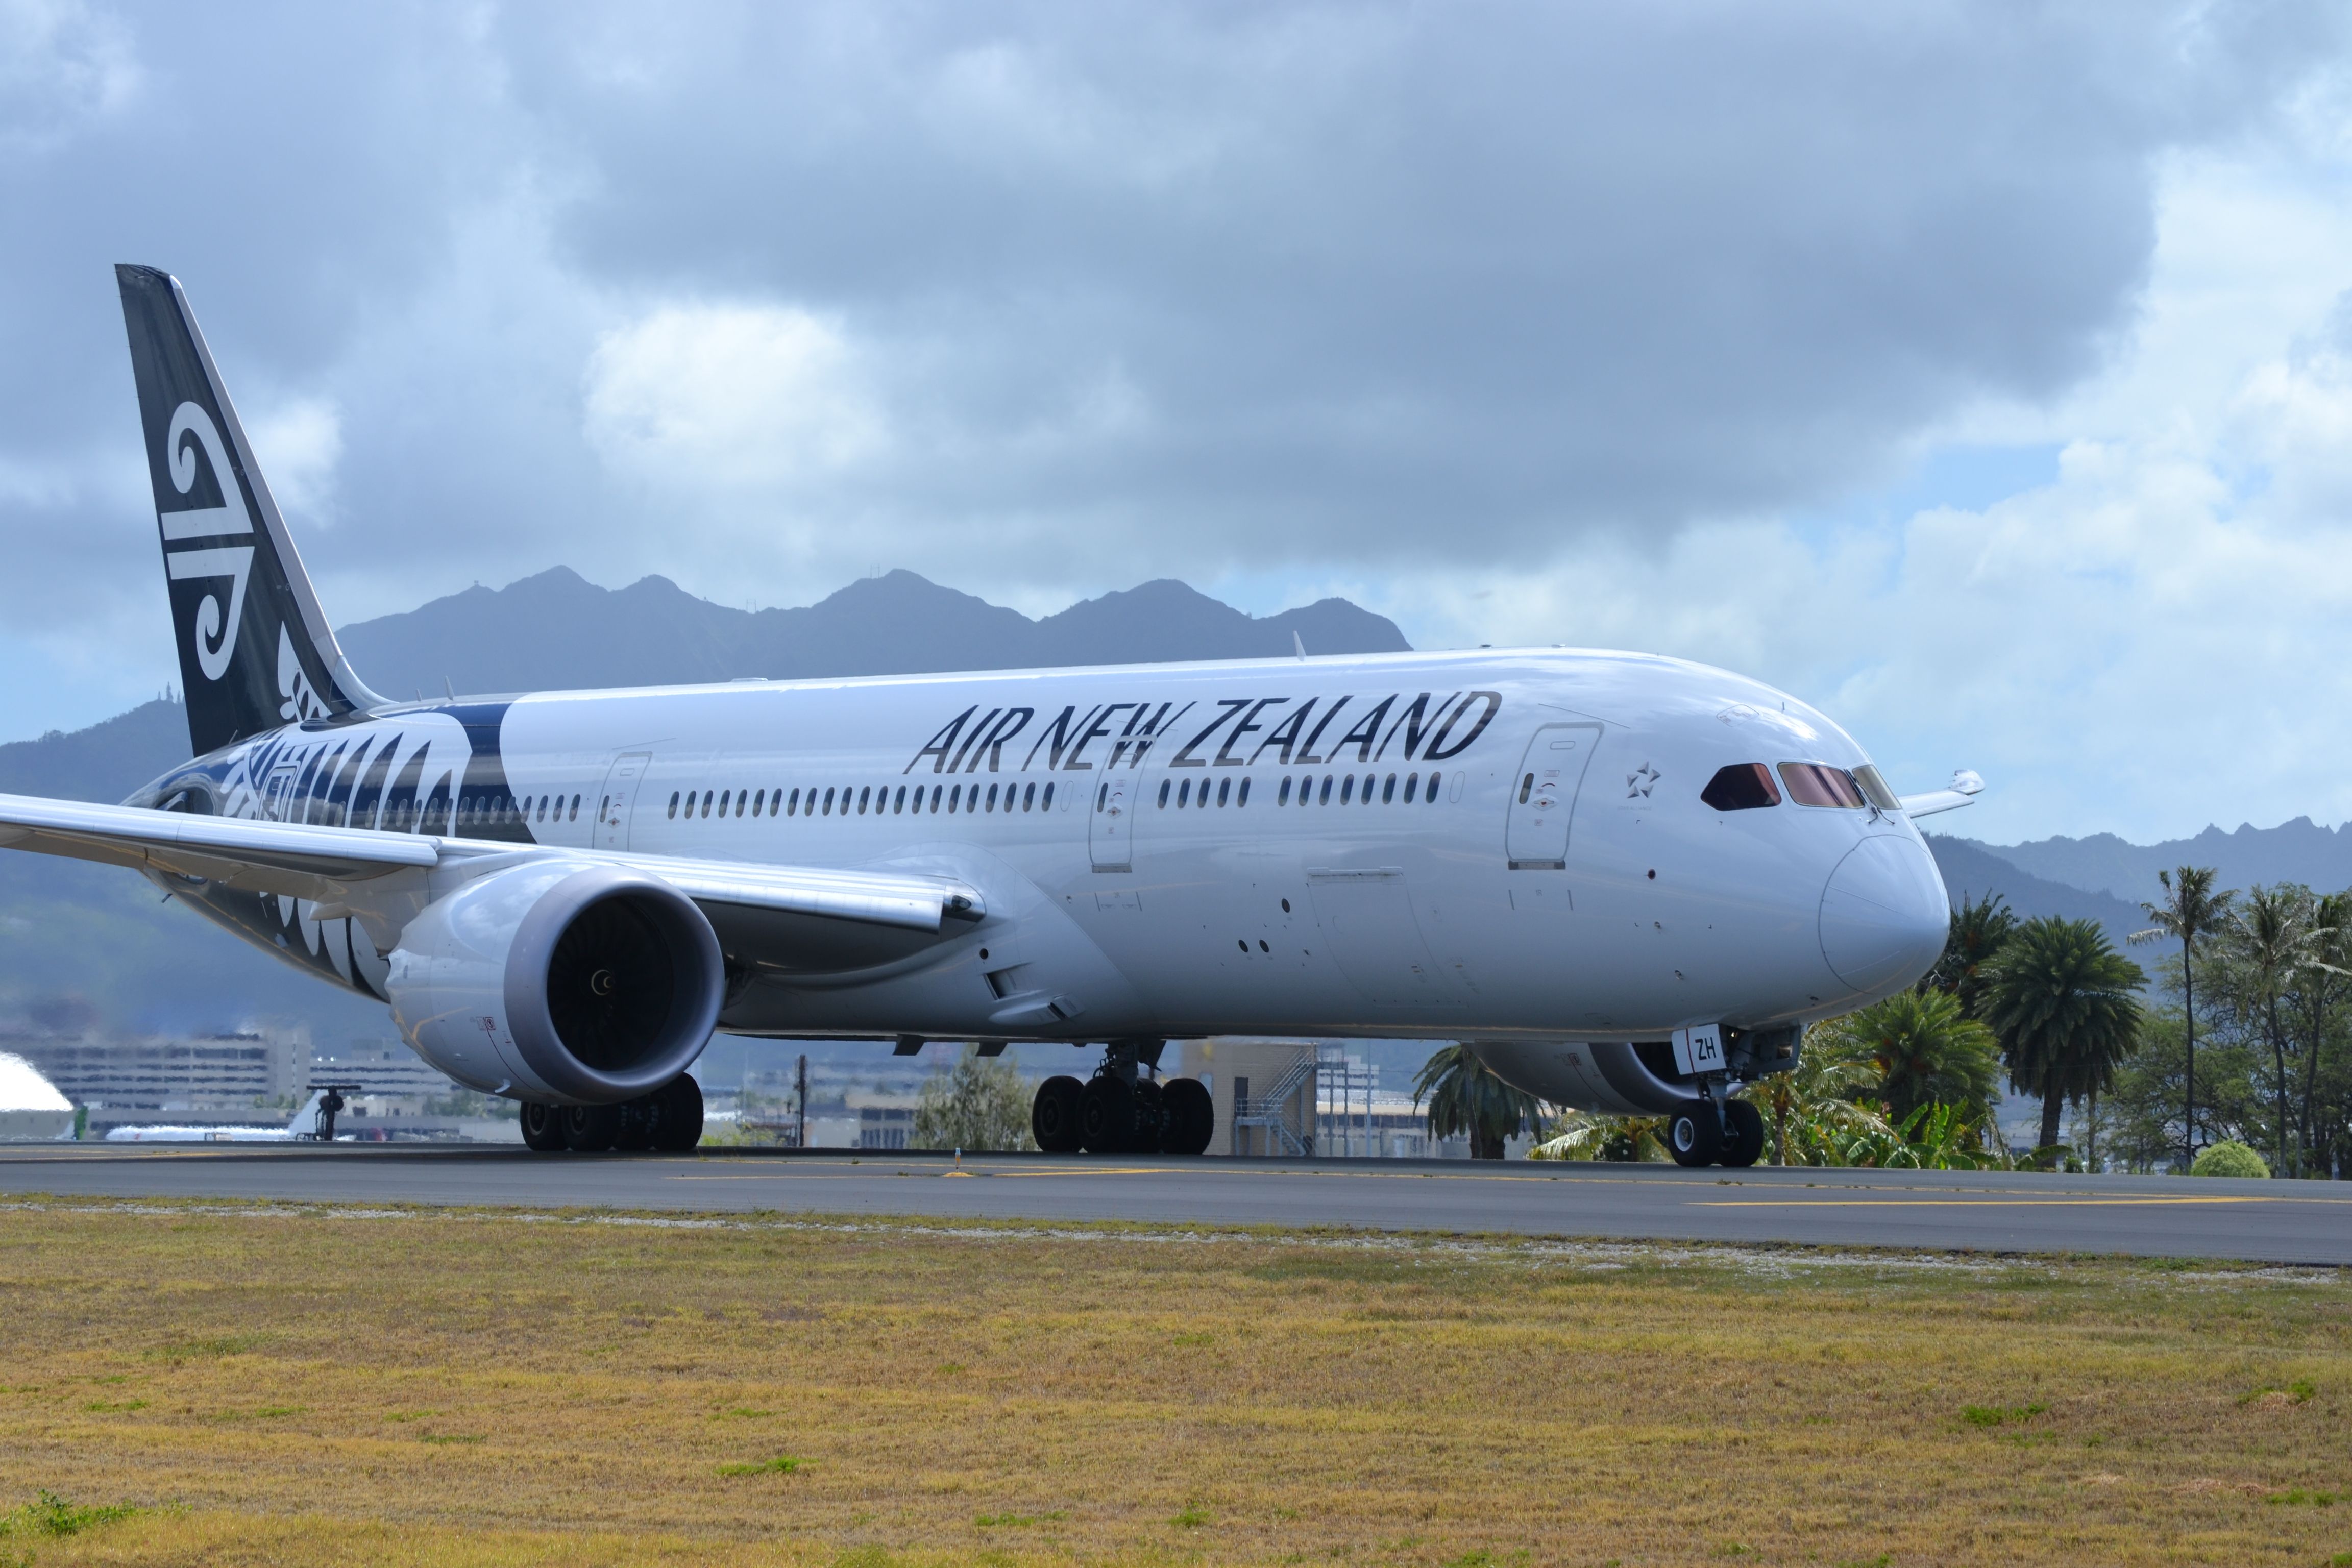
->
[[385, 862, 724, 1106], [1469, 1030, 1800, 1116]]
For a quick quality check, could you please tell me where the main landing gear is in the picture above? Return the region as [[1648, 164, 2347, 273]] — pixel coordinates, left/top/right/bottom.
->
[[1032, 1040, 1215, 1156], [1665, 1096, 1764, 1169], [519, 1073, 704, 1154]]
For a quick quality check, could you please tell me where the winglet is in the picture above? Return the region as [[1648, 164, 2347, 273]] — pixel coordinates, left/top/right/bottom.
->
[[1900, 768, 1984, 818]]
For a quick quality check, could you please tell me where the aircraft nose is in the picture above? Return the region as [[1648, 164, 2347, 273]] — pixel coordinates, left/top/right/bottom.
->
[[1818, 834, 1949, 996]]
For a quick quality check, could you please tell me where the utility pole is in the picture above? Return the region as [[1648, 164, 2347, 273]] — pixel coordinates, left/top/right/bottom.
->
[[796, 1052, 808, 1150]]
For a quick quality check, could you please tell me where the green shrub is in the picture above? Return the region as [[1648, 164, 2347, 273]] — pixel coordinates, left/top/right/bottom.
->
[[2190, 1141, 2270, 1178]]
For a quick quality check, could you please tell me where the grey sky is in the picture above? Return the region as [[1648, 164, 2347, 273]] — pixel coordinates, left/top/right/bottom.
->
[[4, 1, 2350, 843]]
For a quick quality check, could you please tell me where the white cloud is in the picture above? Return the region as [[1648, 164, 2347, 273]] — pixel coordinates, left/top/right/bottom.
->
[[583, 303, 886, 487], [244, 396, 342, 522], [0, 0, 139, 150]]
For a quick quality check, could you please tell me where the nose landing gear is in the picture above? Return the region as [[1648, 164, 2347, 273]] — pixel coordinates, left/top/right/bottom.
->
[[1666, 1094, 1765, 1168], [1032, 1040, 1215, 1156]]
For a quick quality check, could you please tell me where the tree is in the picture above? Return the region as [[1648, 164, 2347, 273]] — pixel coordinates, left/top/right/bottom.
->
[[1741, 1022, 1884, 1165], [911, 1048, 1035, 1153], [1927, 891, 2018, 1020], [2131, 865, 2234, 1167], [1829, 989, 2000, 1129], [1413, 1045, 1541, 1159], [1982, 917, 2145, 1158], [2223, 885, 2338, 1176], [2295, 892, 2350, 1177]]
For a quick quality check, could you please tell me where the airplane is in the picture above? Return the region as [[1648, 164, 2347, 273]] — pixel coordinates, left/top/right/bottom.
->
[[105, 1084, 354, 1143], [0, 265, 1978, 1168]]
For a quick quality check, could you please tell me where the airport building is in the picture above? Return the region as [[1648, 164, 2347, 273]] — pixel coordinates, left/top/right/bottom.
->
[[2, 1025, 312, 1134]]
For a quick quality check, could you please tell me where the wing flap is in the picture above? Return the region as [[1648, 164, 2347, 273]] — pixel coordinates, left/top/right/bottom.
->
[[0, 791, 436, 890], [0, 792, 983, 936]]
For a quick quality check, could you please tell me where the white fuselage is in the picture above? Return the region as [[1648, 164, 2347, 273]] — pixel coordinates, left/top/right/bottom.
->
[[137, 646, 1951, 1074]]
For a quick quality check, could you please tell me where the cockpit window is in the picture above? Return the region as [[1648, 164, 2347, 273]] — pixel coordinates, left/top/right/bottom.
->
[[1778, 762, 1867, 808], [1851, 763, 1902, 813], [1700, 763, 1781, 811]]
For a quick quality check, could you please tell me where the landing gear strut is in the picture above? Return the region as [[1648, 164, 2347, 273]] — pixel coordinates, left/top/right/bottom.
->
[[1031, 1041, 1214, 1156]]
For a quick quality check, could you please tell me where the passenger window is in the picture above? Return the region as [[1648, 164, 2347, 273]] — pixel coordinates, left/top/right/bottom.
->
[[930, 784, 944, 812], [1341, 775, 1355, 804], [949, 785, 962, 813], [1158, 780, 1171, 808], [1216, 778, 1230, 807], [718, 789, 730, 816], [1278, 776, 1292, 805], [894, 786, 906, 813], [1702, 764, 1781, 812], [787, 788, 800, 815], [1404, 772, 1418, 802], [1518, 772, 1533, 804], [668, 791, 680, 819], [1095, 782, 1107, 812], [752, 789, 764, 816], [736, 790, 747, 817], [1425, 774, 1439, 804], [570, 794, 581, 820], [1023, 782, 1036, 811], [823, 787, 836, 815], [1237, 777, 1250, 806], [1041, 782, 1055, 811], [1778, 762, 1866, 809], [1178, 779, 1191, 807], [859, 786, 871, 814], [1383, 773, 1396, 803], [1319, 776, 1333, 805]]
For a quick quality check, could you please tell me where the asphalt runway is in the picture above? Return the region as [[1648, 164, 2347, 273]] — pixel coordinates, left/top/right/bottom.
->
[[1, 1144, 2346, 1264]]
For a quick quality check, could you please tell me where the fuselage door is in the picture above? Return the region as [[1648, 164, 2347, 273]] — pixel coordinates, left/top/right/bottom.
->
[[1090, 772, 1135, 872], [1505, 723, 1602, 869], [597, 751, 654, 851]]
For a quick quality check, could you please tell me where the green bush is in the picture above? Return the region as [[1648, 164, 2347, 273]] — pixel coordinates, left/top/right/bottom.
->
[[2190, 1140, 2269, 1178]]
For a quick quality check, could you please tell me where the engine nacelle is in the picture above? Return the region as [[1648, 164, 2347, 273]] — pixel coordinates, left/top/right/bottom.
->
[[1469, 1029, 1801, 1116], [385, 861, 724, 1106]]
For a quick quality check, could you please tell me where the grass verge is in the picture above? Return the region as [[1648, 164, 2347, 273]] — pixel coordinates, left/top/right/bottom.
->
[[0, 1200, 2344, 1565]]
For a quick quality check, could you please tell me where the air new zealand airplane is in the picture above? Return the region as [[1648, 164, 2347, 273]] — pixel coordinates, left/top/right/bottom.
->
[[0, 266, 1978, 1163]]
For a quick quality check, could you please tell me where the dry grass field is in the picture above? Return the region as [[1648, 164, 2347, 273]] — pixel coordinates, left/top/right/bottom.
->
[[0, 1199, 2344, 1567]]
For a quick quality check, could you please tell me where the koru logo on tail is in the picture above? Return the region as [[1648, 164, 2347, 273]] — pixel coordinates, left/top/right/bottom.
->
[[157, 401, 255, 682]]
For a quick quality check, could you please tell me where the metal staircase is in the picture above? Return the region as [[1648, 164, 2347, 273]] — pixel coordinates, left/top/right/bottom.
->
[[1231, 1050, 1315, 1156]]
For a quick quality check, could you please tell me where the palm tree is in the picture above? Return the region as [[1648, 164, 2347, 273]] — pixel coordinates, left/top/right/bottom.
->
[[1738, 1024, 1889, 1166], [1830, 988, 2000, 1128], [2132, 866, 2234, 1167], [1982, 917, 2146, 1158], [1927, 891, 2018, 1020], [1413, 1045, 1541, 1160], [2295, 892, 2350, 1177], [2225, 885, 2338, 1175]]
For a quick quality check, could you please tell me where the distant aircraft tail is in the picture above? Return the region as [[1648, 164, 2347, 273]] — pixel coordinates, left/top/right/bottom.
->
[[115, 265, 383, 757]]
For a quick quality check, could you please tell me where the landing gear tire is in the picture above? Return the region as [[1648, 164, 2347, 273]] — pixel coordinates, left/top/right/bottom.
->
[[520, 1102, 565, 1153], [1079, 1075, 1137, 1154], [1032, 1075, 1085, 1153], [1720, 1099, 1766, 1168], [1128, 1078, 1166, 1154], [1665, 1101, 1722, 1168], [562, 1103, 623, 1154], [611, 1097, 657, 1153], [649, 1073, 704, 1152], [1159, 1076, 1214, 1156]]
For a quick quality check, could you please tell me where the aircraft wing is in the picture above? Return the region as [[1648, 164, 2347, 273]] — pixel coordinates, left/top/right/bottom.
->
[[1900, 768, 1984, 819], [0, 792, 983, 934]]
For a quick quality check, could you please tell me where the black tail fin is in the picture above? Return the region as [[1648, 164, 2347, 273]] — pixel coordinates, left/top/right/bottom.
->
[[116, 264, 384, 756]]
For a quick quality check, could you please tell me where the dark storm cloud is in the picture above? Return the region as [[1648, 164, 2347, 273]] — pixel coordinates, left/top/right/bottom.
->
[[0, 0, 2342, 643]]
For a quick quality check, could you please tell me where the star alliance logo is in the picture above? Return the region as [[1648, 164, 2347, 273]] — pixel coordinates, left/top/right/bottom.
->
[[1626, 762, 1659, 798]]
